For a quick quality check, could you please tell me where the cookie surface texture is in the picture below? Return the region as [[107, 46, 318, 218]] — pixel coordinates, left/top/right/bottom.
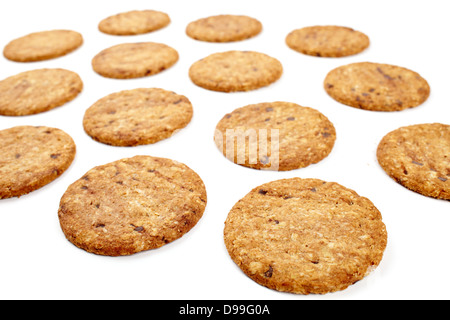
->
[[92, 42, 178, 79], [377, 123, 450, 200], [186, 14, 262, 42], [0, 126, 76, 199], [224, 178, 388, 294], [83, 88, 193, 146], [98, 10, 170, 35], [189, 51, 282, 92], [214, 101, 336, 171], [324, 62, 430, 111], [0, 68, 83, 116], [286, 26, 369, 57], [58, 155, 207, 256], [3, 30, 83, 62]]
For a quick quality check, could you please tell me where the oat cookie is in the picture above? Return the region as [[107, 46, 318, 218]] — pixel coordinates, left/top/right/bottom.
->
[[189, 51, 282, 92], [0, 68, 83, 116], [0, 126, 76, 199], [98, 10, 170, 35], [286, 26, 369, 57], [186, 14, 262, 42], [377, 123, 450, 200], [214, 102, 336, 171], [3, 30, 83, 62], [224, 178, 387, 294], [83, 88, 193, 146], [92, 42, 178, 79], [58, 155, 207, 256], [324, 62, 430, 111]]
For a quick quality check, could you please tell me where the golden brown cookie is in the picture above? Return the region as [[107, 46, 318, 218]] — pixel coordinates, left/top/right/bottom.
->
[[98, 10, 170, 35], [0, 126, 76, 199], [0, 68, 83, 116], [83, 88, 193, 146], [189, 51, 282, 92], [324, 62, 430, 111], [58, 155, 207, 256], [186, 14, 262, 42], [3, 30, 83, 62], [224, 178, 388, 295], [214, 101, 336, 171], [286, 26, 369, 57], [91, 42, 178, 79], [377, 123, 450, 200]]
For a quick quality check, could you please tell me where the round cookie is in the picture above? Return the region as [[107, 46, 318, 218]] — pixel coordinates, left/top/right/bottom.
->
[[3, 30, 83, 62], [83, 88, 193, 147], [0, 68, 83, 116], [189, 51, 282, 92], [58, 155, 207, 256], [286, 26, 369, 57], [214, 102, 336, 171], [0, 126, 76, 199], [324, 62, 430, 112], [186, 14, 262, 42], [98, 10, 170, 35], [377, 123, 450, 200], [91, 42, 178, 79], [224, 178, 388, 295]]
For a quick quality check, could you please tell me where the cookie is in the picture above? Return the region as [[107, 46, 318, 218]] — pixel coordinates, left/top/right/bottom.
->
[[0, 68, 83, 116], [286, 26, 369, 57], [58, 155, 207, 256], [3, 30, 83, 62], [377, 123, 450, 200], [83, 88, 193, 146], [324, 62, 430, 111], [186, 14, 262, 42], [0, 126, 76, 199], [214, 101, 336, 171], [224, 178, 388, 294], [189, 51, 282, 92], [91, 42, 178, 79], [98, 10, 170, 35]]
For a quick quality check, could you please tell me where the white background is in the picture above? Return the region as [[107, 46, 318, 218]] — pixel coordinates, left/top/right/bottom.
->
[[0, 0, 449, 300]]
